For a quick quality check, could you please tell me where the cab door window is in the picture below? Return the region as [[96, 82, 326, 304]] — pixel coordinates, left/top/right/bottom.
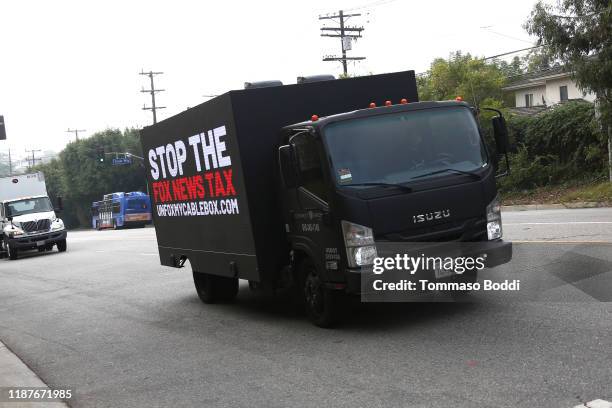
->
[[291, 132, 328, 202]]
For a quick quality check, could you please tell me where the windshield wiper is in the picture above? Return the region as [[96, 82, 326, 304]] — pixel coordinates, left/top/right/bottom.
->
[[341, 182, 413, 192], [411, 168, 481, 180]]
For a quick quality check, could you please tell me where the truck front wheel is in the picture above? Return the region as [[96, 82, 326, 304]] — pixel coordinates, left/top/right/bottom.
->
[[193, 271, 238, 303], [300, 260, 342, 328], [6, 242, 18, 260], [57, 239, 67, 252]]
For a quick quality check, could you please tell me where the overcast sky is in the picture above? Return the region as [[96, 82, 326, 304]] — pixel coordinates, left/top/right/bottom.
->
[[0, 0, 540, 163]]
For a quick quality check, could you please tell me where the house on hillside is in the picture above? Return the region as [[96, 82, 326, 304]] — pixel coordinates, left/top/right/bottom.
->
[[502, 65, 596, 115]]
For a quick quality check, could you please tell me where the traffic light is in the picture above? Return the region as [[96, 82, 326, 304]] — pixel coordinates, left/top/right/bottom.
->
[[0, 115, 6, 140], [96, 147, 105, 163]]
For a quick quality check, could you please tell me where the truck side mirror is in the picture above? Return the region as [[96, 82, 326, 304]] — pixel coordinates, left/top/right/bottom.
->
[[278, 145, 298, 188], [55, 196, 64, 212], [7, 216, 13, 223], [492, 116, 509, 154]]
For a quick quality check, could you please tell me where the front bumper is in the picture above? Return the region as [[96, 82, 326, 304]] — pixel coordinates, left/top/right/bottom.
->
[[345, 239, 513, 294], [8, 230, 67, 249]]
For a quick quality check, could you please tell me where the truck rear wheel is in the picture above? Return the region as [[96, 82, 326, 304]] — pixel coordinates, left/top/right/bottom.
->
[[57, 239, 67, 252], [193, 271, 238, 303], [300, 260, 342, 328]]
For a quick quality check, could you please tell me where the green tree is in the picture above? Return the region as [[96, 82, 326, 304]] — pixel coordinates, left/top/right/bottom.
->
[[521, 47, 556, 73], [525, 0, 611, 105], [418, 51, 507, 108], [498, 56, 524, 77], [35, 128, 146, 227], [525, 0, 611, 180]]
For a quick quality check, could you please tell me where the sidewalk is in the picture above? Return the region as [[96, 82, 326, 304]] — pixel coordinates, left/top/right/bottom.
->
[[502, 201, 611, 212], [0, 341, 68, 408]]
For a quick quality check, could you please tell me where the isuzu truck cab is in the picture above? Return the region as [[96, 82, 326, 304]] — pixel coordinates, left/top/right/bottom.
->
[[140, 70, 512, 327], [1, 173, 66, 260]]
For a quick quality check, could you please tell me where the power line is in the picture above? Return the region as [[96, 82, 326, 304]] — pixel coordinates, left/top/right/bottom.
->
[[140, 70, 166, 124], [480, 26, 534, 45], [66, 128, 86, 141], [416, 45, 546, 77], [319, 10, 366, 76], [549, 9, 607, 19], [482, 45, 544, 61]]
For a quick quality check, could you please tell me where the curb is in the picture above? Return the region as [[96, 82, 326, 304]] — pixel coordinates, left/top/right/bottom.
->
[[0, 341, 68, 407], [502, 201, 611, 212]]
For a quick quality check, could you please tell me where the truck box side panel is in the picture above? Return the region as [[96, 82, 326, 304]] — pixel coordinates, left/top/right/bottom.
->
[[140, 94, 259, 280], [0, 173, 47, 202], [229, 71, 419, 276]]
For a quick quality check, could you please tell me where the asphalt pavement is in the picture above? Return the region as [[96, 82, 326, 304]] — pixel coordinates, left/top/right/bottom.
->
[[0, 208, 611, 407]]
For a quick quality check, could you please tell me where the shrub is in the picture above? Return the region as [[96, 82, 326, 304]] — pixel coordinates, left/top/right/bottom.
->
[[499, 101, 607, 191]]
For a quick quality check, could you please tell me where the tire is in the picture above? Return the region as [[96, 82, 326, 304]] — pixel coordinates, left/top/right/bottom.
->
[[6, 242, 18, 260], [57, 239, 67, 252], [300, 259, 342, 328], [193, 271, 238, 304]]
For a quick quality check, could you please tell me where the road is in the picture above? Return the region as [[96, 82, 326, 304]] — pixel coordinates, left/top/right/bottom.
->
[[0, 208, 611, 407]]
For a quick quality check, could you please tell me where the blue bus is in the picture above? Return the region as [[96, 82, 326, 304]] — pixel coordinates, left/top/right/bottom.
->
[[92, 191, 152, 230]]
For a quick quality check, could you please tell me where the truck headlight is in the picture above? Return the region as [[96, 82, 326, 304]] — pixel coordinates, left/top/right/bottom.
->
[[4, 226, 25, 238], [486, 194, 502, 240], [51, 218, 65, 231], [341, 220, 377, 268]]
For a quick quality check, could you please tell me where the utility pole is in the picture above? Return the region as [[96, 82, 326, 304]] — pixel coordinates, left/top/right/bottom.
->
[[140, 70, 166, 124], [319, 10, 365, 76], [66, 128, 86, 141], [25, 148, 41, 170], [595, 97, 612, 182], [608, 125, 612, 183], [8, 148, 12, 176]]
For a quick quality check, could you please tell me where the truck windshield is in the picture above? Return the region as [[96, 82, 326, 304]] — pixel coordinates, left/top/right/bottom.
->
[[6, 197, 54, 217], [323, 106, 487, 187]]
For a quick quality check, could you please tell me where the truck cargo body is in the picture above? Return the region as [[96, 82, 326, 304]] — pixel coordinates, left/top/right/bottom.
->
[[141, 71, 419, 283]]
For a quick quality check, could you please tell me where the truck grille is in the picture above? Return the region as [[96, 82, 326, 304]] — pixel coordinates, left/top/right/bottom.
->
[[379, 217, 487, 242], [20, 219, 51, 233]]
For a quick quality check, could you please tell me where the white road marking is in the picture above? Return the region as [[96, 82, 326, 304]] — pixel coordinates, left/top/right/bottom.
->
[[506, 222, 612, 225], [573, 399, 612, 408], [513, 240, 612, 244]]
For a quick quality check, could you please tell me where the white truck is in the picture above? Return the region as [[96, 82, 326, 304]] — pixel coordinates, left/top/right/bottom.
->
[[0, 172, 67, 260]]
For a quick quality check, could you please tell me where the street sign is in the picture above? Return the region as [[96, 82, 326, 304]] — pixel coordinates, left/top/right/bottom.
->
[[0, 115, 6, 140], [112, 157, 132, 166]]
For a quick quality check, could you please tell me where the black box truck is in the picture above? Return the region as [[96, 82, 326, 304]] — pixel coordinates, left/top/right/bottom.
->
[[140, 70, 512, 326]]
